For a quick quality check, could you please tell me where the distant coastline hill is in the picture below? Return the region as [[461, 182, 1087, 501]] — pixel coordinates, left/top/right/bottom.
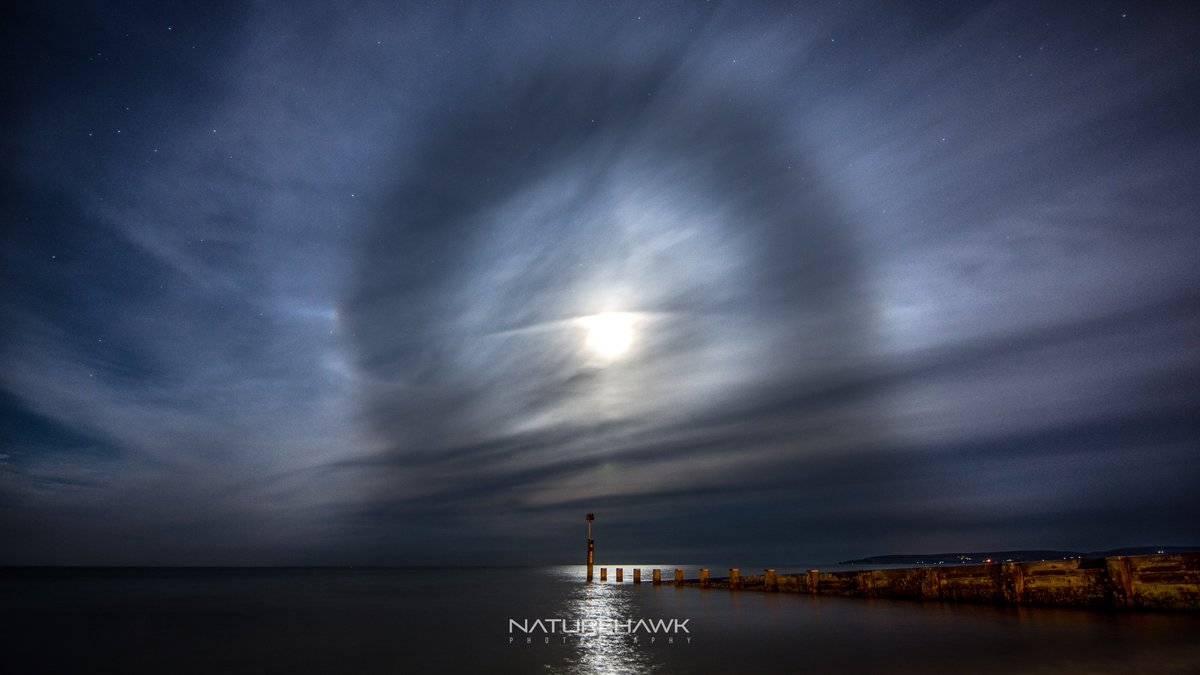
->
[[839, 545, 1200, 566]]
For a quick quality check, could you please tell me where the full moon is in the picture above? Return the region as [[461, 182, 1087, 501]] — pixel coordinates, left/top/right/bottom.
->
[[580, 312, 635, 360]]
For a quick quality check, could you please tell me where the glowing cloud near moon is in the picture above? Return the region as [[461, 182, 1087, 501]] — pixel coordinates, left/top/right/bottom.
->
[[580, 312, 636, 361]]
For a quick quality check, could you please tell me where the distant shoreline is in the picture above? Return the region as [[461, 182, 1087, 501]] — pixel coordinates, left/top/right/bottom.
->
[[839, 545, 1198, 566]]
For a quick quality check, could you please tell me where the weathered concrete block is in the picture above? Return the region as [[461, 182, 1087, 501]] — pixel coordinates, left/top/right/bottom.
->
[[1124, 554, 1200, 609], [1022, 560, 1108, 607], [939, 564, 1001, 603], [819, 571, 857, 596], [856, 570, 880, 597], [778, 574, 801, 592]]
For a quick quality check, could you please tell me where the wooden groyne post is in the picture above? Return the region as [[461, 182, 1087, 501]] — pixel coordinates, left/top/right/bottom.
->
[[652, 569, 662, 584], [699, 568, 710, 587], [599, 567, 607, 581], [729, 568, 742, 589], [674, 568, 684, 585], [1108, 556, 1135, 608], [585, 513, 595, 582], [633, 568, 641, 584], [616, 567, 623, 583]]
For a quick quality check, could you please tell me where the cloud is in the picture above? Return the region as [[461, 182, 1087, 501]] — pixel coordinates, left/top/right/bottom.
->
[[1, 1, 1197, 564]]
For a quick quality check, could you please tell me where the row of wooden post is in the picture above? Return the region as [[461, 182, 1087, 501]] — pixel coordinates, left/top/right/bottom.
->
[[592, 567, 780, 590], [596, 567, 660, 584]]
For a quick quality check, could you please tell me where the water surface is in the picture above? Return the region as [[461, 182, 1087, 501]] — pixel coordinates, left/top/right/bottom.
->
[[2, 566, 1198, 673]]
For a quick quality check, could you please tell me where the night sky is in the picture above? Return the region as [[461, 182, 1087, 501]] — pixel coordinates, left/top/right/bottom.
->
[[2, 1, 1198, 566]]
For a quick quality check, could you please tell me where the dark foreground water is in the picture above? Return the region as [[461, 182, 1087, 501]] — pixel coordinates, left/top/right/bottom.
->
[[2, 565, 1199, 674]]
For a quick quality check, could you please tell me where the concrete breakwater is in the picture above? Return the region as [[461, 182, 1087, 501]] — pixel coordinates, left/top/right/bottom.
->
[[593, 553, 1200, 610]]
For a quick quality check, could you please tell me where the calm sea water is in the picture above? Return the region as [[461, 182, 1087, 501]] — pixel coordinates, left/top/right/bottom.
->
[[2, 565, 1198, 673]]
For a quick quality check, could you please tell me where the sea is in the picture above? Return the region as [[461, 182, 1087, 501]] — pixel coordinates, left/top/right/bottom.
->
[[2, 565, 1198, 673]]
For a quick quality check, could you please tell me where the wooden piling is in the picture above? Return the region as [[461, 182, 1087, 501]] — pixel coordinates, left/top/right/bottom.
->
[[652, 569, 662, 584], [730, 568, 742, 589], [765, 568, 778, 591], [633, 568, 641, 584], [700, 568, 710, 587], [600, 567, 607, 581], [1106, 556, 1136, 609], [674, 568, 684, 585], [806, 569, 820, 594], [1001, 562, 1025, 605], [585, 513, 595, 582], [616, 568, 623, 583], [856, 570, 874, 597], [919, 568, 940, 600]]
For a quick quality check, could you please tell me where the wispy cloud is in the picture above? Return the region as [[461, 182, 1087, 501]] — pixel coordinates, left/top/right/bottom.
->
[[2, 1, 1197, 564]]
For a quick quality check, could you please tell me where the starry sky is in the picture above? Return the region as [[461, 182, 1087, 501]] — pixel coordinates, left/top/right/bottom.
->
[[2, 1, 1198, 566]]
